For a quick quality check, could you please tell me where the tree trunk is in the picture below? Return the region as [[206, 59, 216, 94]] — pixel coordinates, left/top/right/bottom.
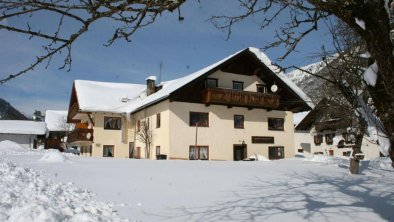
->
[[350, 158, 360, 174]]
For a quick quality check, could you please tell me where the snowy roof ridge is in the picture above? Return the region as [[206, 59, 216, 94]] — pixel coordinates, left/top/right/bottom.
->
[[0, 120, 47, 135], [73, 47, 313, 114]]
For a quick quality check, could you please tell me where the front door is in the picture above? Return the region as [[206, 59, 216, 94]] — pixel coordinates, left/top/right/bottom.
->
[[268, 146, 285, 160], [234, 144, 247, 161]]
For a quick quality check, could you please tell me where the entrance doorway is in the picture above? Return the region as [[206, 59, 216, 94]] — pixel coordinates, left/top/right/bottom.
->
[[234, 144, 247, 161], [268, 146, 285, 160], [129, 142, 134, 158]]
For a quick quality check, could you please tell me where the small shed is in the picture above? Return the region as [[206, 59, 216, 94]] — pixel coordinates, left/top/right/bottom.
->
[[0, 120, 47, 149]]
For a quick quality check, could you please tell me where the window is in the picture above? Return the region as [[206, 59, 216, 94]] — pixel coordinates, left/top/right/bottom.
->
[[314, 134, 323, 145], [104, 117, 121, 130], [206, 78, 218, 88], [268, 118, 284, 131], [156, 146, 160, 155], [190, 112, 209, 127], [156, 113, 161, 128], [268, 146, 285, 160], [257, 84, 267, 93], [233, 81, 244, 90], [234, 115, 244, 128], [137, 120, 140, 132], [325, 133, 335, 145], [189, 146, 209, 160], [103, 145, 114, 157], [343, 151, 351, 157]]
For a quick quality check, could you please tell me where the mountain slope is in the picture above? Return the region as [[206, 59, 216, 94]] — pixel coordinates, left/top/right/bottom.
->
[[286, 60, 328, 104], [0, 98, 28, 120]]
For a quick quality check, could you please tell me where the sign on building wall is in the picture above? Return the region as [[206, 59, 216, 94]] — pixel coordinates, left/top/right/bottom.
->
[[251, 136, 274, 144]]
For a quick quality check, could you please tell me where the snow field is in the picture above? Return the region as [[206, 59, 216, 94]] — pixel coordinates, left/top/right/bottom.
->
[[1, 139, 394, 221], [0, 157, 126, 222]]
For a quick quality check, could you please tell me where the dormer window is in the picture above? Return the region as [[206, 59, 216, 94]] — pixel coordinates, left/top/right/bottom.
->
[[257, 84, 267, 93], [233, 81, 244, 90], [206, 78, 218, 88]]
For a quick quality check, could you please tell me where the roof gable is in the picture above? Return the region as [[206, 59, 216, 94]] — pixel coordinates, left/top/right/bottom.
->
[[69, 47, 313, 116], [295, 98, 352, 131]]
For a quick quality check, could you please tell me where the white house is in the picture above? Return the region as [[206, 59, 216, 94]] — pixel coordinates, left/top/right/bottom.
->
[[67, 47, 313, 160], [294, 98, 381, 160], [0, 120, 47, 149]]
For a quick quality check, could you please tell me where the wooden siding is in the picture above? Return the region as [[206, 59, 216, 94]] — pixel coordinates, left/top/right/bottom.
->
[[202, 88, 280, 109], [67, 128, 93, 143]]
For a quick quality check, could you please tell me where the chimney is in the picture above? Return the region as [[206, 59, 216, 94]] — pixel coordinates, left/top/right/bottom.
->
[[146, 75, 157, 96]]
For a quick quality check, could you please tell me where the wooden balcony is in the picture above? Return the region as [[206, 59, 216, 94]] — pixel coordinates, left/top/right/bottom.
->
[[67, 128, 93, 143], [202, 88, 280, 109]]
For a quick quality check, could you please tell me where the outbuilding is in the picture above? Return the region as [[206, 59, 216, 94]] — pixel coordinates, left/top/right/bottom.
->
[[0, 120, 47, 149]]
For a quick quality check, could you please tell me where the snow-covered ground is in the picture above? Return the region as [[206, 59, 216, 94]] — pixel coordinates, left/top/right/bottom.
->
[[1, 140, 393, 221]]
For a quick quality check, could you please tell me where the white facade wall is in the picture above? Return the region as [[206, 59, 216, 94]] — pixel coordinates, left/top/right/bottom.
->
[[168, 102, 295, 160], [0, 134, 35, 149], [133, 100, 171, 159], [209, 71, 265, 91], [294, 128, 381, 160], [91, 112, 131, 158]]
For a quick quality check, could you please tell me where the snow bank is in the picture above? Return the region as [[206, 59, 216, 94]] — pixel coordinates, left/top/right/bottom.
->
[[310, 154, 350, 166], [294, 152, 306, 158], [0, 158, 126, 221], [39, 149, 70, 163], [0, 140, 26, 153], [244, 154, 270, 161]]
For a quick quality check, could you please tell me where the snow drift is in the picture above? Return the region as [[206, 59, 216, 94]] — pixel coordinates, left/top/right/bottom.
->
[[0, 157, 126, 221]]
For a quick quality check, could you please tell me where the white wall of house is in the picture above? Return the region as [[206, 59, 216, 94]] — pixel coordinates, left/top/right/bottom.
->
[[133, 100, 171, 159], [209, 71, 265, 91], [91, 112, 131, 158], [0, 134, 35, 148], [294, 128, 381, 160], [168, 102, 295, 160]]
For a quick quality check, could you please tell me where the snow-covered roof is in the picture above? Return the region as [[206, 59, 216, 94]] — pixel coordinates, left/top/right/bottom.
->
[[74, 80, 146, 113], [45, 110, 71, 131], [0, 120, 47, 135], [73, 47, 313, 114]]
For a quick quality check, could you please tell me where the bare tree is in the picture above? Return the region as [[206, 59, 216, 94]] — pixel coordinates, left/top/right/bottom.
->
[[137, 118, 153, 159], [285, 20, 384, 173], [56, 115, 74, 148], [0, 0, 185, 84], [211, 0, 394, 168]]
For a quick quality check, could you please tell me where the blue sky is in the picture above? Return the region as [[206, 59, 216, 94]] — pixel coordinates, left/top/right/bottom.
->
[[0, 0, 333, 117]]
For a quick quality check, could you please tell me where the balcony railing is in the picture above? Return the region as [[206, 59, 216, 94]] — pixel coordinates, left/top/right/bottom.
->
[[67, 128, 93, 143], [202, 88, 280, 109]]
